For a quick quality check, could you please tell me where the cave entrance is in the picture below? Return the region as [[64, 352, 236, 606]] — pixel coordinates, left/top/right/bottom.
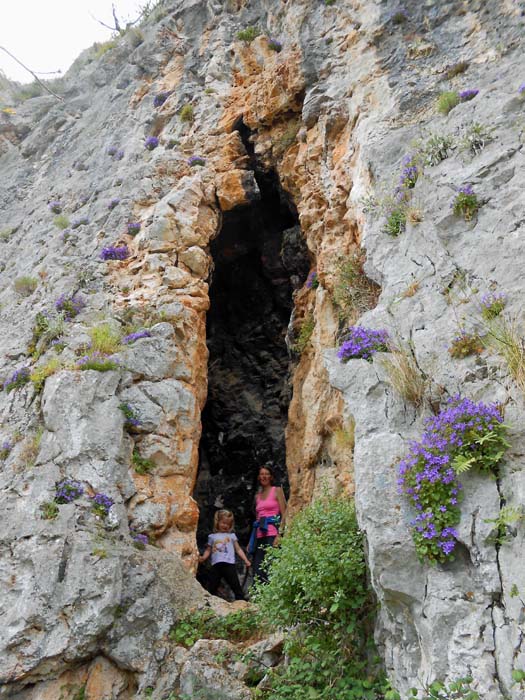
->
[[195, 131, 309, 548]]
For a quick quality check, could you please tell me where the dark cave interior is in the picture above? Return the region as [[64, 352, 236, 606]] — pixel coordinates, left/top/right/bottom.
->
[[194, 127, 310, 552]]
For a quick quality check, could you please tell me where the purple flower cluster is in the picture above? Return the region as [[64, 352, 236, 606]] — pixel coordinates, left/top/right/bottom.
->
[[108, 198, 120, 210], [107, 146, 118, 156], [188, 155, 206, 167], [480, 291, 506, 320], [115, 149, 125, 161], [76, 351, 119, 371], [48, 201, 62, 214], [55, 478, 84, 504], [145, 136, 159, 151], [459, 89, 479, 102], [337, 327, 390, 362], [55, 293, 86, 321], [71, 216, 89, 229], [90, 492, 114, 517], [394, 154, 418, 202], [133, 532, 149, 548], [306, 271, 319, 289], [122, 329, 151, 344], [100, 245, 129, 261], [0, 440, 12, 459], [456, 184, 474, 197], [119, 402, 142, 427], [153, 91, 170, 108], [3, 366, 30, 393], [127, 222, 141, 235], [267, 37, 282, 52], [518, 83, 525, 95], [398, 396, 508, 562]]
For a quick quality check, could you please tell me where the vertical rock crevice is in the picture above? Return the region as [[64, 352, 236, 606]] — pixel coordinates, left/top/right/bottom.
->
[[195, 123, 310, 545]]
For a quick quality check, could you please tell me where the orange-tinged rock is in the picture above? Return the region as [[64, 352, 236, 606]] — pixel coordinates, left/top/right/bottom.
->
[[216, 169, 260, 211]]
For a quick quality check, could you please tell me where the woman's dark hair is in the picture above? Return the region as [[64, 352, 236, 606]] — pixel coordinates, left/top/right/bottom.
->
[[258, 464, 276, 484]]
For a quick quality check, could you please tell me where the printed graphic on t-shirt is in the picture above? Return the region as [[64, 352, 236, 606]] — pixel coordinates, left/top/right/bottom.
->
[[207, 532, 237, 565]]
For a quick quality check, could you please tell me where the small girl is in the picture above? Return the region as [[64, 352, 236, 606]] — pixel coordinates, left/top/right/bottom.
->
[[199, 509, 251, 601]]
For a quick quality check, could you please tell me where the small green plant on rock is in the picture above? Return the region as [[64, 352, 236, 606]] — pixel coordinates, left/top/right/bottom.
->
[[386, 677, 480, 700], [484, 505, 524, 545], [332, 251, 380, 321], [384, 207, 406, 236], [437, 91, 460, 115], [40, 501, 59, 520], [451, 185, 479, 221], [54, 214, 70, 230], [293, 313, 314, 354], [483, 316, 525, 395], [88, 323, 122, 354], [444, 60, 469, 80], [14, 276, 38, 297], [132, 449, 155, 475], [170, 607, 259, 648], [448, 331, 484, 359], [236, 26, 261, 42], [419, 132, 454, 166], [179, 104, 194, 123], [458, 122, 494, 156], [30, 357, 63, 392]]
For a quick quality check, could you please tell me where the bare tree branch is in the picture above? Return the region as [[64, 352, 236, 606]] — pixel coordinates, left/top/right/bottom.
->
[[0, 46, 64, 101]]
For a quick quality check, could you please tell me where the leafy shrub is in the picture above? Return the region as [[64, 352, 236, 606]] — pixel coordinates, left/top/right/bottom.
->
[[14, 276, 38, 297], [293, 313, 314, 354], [236, 26, 261, 42], [480, 292, 506, 320], [88, 324, 122, 354], [3, 366, 30, 393], [448, 331, 484, 359], [179, 104, 194, 123], [398, 396, 509, 563], [170, 608, 260, 648], [451, 185, 479, 221], [332, 251, 380, 321], [30, 357, 63, 392], [40, 501, 59, 520], [253, 496, 386, 700], [419, 133, 454, 166], [28, 311, 64, 359], [458, 122, 493, 156], [437, 91, 460, 115], [55, 293, 85, 320], [383, 207, 406, 236], [54, 214, 70, 229], [132, 449, 155, 475]]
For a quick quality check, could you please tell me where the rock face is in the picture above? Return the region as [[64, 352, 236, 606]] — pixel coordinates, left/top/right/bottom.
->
[[1, 0, 525, 697]]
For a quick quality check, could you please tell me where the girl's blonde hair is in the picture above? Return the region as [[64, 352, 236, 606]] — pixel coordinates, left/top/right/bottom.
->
[[213, 509, 235, 532]]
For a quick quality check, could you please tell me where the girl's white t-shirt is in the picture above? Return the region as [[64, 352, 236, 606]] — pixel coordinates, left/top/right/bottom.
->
[[207, 532, 238, 565]]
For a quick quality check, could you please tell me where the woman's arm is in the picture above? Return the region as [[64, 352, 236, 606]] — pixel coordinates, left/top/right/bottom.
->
[[234, 540, 251, 567], [273, 487, 287, 546]]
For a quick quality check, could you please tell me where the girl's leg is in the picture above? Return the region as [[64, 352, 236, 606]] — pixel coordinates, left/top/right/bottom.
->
[[208, 563, 222, 594], [222, 564, 246, 600]]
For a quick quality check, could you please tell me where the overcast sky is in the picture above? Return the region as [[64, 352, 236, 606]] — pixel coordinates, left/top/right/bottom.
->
[[0, 0, 147, 83]]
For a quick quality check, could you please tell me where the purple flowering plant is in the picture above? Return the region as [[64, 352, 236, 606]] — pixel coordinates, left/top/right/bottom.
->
[[90, 492, 114, 517], [459, 89, 479, 102], [55, 478, 84, 504], [3, 366, 30, 393], [188, 155, 206, 167], [306, 271, 319, 290], [480, 291, 506, 321], [448, 330, 484, 359], [71, 216, 89, 229], [267, 37, 282, 52], [337, 327, 390, 362], [122, 329, 151, 344], [115, 149, 125, 161], [118, 402, 142, 428], [132, 532, 149, 549], [100, 245, 129, 261], [107, 146, 118, 156], [48, 201, 63, 214], [145, 136, 159, 151], [396, 154, 419, 198], [518, 83, 525, 95], [398, 396, 509, 563], [108, 198, 120, 210], [76, 351, 119, 372], [127, 222, 141, 236], [0, 440, 12, 460], [452, 184, 479, 221], [55, 293, 85, 321], [153, 91, 171, 108]]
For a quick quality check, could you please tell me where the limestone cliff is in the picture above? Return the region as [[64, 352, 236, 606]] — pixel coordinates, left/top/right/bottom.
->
[[1, 0, 525, 697]]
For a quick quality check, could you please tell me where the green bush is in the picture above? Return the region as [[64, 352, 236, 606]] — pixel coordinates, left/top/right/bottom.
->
[[170, 608, 259, 648], [437, 91, 460, 115], [14, 276, 38, 297], [236, 26, 261, 43], [54, 214, 70, 230], [179, 104, 194, 123], [293, 313, 314, 354], [132, 449, 155, 475], [383, 208, 406, 236], [332, 251, 380, 321], [253, 496, 386, 700]]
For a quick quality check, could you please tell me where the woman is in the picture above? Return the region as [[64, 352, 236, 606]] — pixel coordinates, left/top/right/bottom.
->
[[249, 465, 287, 583]]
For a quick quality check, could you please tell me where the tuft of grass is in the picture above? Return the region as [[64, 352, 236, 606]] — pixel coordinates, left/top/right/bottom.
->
[[437, 91, 460, 115], [132, 449, 155, 475], [54, 214, 70, 230], [381, 346, 427, 407], [236, 26, 261, 43], [0, 227, 14, 242], [126, 27, 144, 48], [18, 427, 44, 468], [444, 61, 469, 80], [383, 207, 406, 236], [484, 317, 525, 395], [332, 251, 380, 321], [14, 276, 38, 297], [179, 104, 194, 123], [94, 40, 118, 59], [406, 205, 423, 224], [88, 324, 122, 355], [293, 313, 315, 354], [30, 357, 63, 393], [401, 279, 420, 298], [41, 501, 59, 520], [458, 122, 494, 156]]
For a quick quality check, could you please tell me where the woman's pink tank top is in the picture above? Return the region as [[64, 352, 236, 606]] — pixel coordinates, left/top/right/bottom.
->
[[256, 486, 280, 538]]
